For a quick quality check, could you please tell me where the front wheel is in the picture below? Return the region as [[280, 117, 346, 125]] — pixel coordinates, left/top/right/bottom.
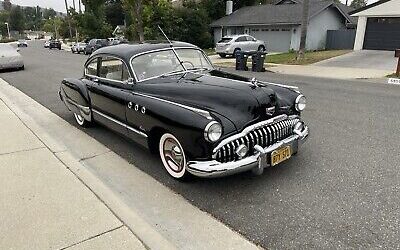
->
[[258, 45, 265, 52], [159, 133, 188, 180], [218, 53, 227, 58]]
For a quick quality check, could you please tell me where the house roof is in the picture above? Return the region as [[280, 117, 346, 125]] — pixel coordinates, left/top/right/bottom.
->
[[210, 0, 356, 28], [348, 0, 391, 16]]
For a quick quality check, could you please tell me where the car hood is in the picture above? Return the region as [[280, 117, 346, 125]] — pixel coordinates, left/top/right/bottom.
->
[[135, 70, 298, 134]]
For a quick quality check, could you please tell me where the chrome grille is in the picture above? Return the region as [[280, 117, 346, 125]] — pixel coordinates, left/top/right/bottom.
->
[[214, 117, 300, 163]]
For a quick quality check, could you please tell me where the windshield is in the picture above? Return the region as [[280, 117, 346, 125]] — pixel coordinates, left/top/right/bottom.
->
[[131, 48, 213, 82], [218, 37, 232, 43]]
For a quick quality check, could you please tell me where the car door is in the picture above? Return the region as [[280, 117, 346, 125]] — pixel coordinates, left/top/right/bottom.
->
[[86, 55, 131, 135], [246, 36, 258, 51], [235, 36, 248, 52]]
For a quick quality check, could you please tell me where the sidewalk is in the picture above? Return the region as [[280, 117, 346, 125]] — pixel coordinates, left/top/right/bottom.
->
[[0, 78, 259, 250], [267, 64, 392, 79], [0, 88, 145, 249]]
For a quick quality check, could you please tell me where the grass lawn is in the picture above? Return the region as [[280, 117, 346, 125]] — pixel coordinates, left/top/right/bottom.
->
[[203, 48, 216, 56], [266, 50, 351, 65], [386, 73, 400, 78]]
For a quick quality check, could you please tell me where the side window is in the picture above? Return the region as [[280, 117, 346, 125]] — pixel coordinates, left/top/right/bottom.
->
[[99, 57, 130, 82], [246, 36, 256, 41], [85, 58, 98, 76], [236, 36, 246, 42]]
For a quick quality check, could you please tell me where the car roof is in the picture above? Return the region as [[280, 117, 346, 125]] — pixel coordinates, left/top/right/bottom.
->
[[223, 34, 249, 38], [91, 40, 198, 61]]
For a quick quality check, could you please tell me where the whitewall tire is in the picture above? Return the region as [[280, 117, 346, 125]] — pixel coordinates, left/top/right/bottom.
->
[[74, 113, 88, 127], [159, 133, 187, 179]]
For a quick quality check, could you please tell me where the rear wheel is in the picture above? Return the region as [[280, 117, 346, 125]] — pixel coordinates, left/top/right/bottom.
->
[[218, 53, 227, 58], [159, 133, 187, 180], [74, 113, 91, 127], [233, 48, 241, 57]]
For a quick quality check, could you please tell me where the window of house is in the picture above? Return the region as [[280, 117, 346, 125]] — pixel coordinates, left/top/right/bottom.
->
[[99, 57, 130, 82]]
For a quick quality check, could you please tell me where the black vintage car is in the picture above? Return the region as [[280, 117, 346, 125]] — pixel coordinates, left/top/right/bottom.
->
[[49, 40, 62, 50], [59, 41, 309, 179]]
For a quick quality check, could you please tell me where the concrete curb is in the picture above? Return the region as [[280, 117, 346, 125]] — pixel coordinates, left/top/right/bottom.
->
[[0, 78, 174, 250], [0, 78, 261, 250]]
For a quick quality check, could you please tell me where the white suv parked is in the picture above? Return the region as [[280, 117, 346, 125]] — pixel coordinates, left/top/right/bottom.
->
[[215, 35, 266, 58]]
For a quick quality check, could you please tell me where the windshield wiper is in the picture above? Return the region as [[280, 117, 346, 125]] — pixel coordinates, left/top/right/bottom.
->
[[160, 70, 185, 78]]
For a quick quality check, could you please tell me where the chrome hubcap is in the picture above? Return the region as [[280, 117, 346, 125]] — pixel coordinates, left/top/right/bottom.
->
[[163, 138, 184, 173]]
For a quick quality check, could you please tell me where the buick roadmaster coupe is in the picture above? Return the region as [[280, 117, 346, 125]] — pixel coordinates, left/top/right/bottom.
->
[[59, 41, 309, 180]]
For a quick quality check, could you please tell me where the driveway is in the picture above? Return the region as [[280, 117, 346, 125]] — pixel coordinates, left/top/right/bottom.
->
[[314, 50, 398, 71]]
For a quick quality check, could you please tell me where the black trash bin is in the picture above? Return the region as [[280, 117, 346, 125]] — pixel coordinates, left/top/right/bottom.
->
[[252, 51, 267, 72], [235, 51, 249, 71]]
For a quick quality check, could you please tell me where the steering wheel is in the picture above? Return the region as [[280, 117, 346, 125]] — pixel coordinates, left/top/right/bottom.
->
[[181, 61, 195, 69]]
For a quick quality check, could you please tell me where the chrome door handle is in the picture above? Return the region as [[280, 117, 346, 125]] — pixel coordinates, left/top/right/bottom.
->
[[127, 102, 133, 109], [93, 78, 99, 82]]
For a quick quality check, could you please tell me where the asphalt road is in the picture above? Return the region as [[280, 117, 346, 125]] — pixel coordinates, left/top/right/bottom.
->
[[2, 41, 400, 249]]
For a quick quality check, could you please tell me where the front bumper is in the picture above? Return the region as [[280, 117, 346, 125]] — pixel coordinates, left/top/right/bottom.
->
[[187, 124, 309, 178]]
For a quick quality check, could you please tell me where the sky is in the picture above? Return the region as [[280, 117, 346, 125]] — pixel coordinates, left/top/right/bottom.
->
[[10, 0, 380, 13]]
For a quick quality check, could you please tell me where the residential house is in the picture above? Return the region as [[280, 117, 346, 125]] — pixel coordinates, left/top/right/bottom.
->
[[351, 0, 400, 51], [210, 0, 356, 52]]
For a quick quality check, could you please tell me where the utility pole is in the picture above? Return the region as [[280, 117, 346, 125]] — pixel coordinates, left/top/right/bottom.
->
[[79, 0, 82, 13], [297, 0, 309, 60], [73, 0, 76, 10]]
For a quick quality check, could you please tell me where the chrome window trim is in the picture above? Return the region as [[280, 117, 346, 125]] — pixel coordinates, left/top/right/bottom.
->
[[85, 55, 132, 84], [133, 92, 213, 120], [92, 109, 148, 138], [129, 47, 214, 83], [212, 114, 299, 154]]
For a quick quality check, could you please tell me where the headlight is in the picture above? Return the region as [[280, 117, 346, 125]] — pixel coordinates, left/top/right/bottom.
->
[[295, 95, 306, 111], [204, 121, 222, 142]]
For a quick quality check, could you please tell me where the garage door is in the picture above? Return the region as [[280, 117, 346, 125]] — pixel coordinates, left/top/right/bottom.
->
[[364, 17, 400, 50], [250, 28, 291, 52]]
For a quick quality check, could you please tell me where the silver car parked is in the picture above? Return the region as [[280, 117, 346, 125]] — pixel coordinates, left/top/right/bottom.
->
[[0, 44, 24, 71], [215, 35, 266, 58]]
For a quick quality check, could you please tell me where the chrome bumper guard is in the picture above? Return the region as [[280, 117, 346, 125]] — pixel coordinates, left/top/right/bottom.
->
[[187, 124, 309, 178]]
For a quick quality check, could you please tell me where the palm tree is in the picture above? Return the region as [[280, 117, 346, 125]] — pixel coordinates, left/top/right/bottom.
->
[[64, 0, 73, 38], [297, 0, 309, 60]]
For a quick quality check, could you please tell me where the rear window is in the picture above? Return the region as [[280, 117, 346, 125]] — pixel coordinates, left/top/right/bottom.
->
[[218, 38, 232, 43]]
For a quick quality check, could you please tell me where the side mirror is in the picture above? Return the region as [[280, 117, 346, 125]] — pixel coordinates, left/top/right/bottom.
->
[[125, 77, 135, 85]]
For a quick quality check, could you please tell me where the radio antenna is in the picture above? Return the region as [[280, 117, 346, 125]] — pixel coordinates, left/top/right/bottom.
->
[[158, 25, 173, 47], [158, 25, 186, 71]]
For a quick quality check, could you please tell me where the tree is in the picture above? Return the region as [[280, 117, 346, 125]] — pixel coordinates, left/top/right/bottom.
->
[[43, 8, 57, 19], [0, 11, 10, 37], [350, 0, 367, 9], [297, 0, 309, 60], [64, 0, 73, 38], [105, 0, 125, 28], [9, 6, 25, 32], [122, 0, 144, 42]]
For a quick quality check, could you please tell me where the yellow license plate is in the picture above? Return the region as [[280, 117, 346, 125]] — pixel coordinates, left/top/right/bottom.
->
[[271, 146, 291, 166]]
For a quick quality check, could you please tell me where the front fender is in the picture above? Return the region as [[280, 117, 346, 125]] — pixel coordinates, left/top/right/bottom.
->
[[129, 94, 218, 160]]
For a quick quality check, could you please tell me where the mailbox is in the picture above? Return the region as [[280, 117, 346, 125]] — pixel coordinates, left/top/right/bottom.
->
[[395, 49, 400, 58]]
